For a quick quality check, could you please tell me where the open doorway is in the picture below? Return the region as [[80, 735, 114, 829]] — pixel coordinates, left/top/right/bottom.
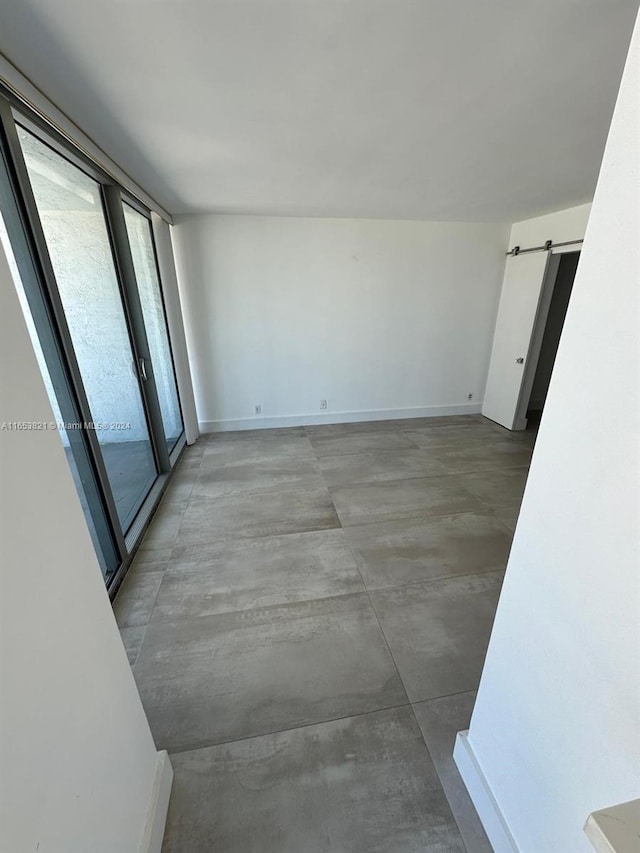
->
[[517, 251, 580, 431]]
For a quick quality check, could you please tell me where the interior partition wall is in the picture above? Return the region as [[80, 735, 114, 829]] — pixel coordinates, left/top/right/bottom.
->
[[0, 90, 185, 595]]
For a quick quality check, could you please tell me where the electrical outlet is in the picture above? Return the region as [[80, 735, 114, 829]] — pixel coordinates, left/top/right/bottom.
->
[[468, 393, 473, 400], [320, 399, 328, 410], [254, 404, 262, 415]]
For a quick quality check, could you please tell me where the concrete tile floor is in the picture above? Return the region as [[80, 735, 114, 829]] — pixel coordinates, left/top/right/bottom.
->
[[115, 414, 536, 852], [413, 692, 493, 853]]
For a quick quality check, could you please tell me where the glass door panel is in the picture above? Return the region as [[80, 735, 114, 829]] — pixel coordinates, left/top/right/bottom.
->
[[17, 127, 158, 531], [123, 204, 183, 453], [0, 208, 119, 579]]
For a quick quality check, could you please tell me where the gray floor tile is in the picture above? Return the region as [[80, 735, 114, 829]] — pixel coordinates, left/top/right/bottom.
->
[[503, 430, 537, 447], [428, 442, 533, 475], [305, 420, 410, 438], [114, 414, 535, 851], [413, 692, 492, 853], [178, 489, 341, 546], [201, 435, 315, 467], [160, 467, 199, 504], [401, 415, 483, 428], [305, 415, 480, 439], [192, 457, 325, 499], [490, 505, 521, 534], [113, 570, 164, 629], [370, 573, 503, 702], [129, 547, 172, 574], [309, 431, 419, 458], [402, 424, 504, 450], [181, 439, 206, 455], [514, 430, 537, 447], [152, 529, 364, 621], [480, 417, 537, 445], [140, 502, 187, 550], [463, 467, 529, 508], [203, 426, 308, 442], [174, 456, 202, 473], [318, 448, 448, 487], [119, 625, 147, 666], [331, 476, 483, 527], [345, 512, 511, 590], [162, 707, 466, 853], [134, 593, 407, 751]]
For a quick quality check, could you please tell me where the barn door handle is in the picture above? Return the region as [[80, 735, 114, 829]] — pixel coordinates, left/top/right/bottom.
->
[[139, 356, 148, 381]]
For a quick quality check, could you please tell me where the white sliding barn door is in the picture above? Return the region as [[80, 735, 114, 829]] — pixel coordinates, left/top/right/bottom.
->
[[483, 252, 552, 430]]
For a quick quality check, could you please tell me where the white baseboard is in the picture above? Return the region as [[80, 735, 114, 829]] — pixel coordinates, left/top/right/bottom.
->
[[139, 750, 174, 853], [453, 731, 519, 853], [199, 402, 482, 433]]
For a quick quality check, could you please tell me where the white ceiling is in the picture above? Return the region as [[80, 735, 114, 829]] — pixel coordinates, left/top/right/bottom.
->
[[0, 1, 637, 220]]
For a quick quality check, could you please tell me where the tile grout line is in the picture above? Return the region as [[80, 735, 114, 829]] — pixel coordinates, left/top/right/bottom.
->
[[165, 700, 414, 758], [121, 446, 203, 665], [326, 464, 530, 494], [141, 564, 506, 629], [314, 422, 507, 850], [320, 460, 415, 713], [405, 695, 478, 853], [165, 685, 484, 760], [127, 573, 166, 670], [331, 503, 516, 530], [406, 688, 490, 853]]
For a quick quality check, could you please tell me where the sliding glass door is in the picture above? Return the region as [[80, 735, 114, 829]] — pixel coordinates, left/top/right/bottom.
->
[[17, 127, 159, 530], [0, 179, 120, 579], [123, 203, 183, 453], [0, 93, 186, 592]]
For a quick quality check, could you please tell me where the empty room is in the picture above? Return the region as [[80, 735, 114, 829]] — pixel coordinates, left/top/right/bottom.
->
[[1, 2, 639, 853]]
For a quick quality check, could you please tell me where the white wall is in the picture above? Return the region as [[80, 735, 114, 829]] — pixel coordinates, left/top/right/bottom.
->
[[456, 11, 640, 852], [0, 238, 171, 851], [172, 215, 510, 431], [508, 202, 592, 253]]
